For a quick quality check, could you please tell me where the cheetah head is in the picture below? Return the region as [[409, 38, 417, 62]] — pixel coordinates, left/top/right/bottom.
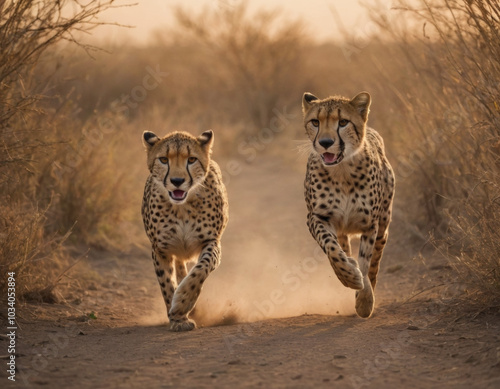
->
[[142, 130, 213, 205], [302, 91, 371, 167]]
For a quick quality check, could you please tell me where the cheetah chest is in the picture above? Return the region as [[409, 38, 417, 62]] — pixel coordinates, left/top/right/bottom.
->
[[163, 217, 205, 258], [308, 169, 377, 234], [327, 189, 373, 234], [145, 199, 207, 259]]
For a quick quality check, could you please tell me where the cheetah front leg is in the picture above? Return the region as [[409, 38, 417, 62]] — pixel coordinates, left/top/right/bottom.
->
[[355, 225, 379, 318], [168, 240, 221, 332], [308, 214, 363, 290], [152, 250, 177, 317]]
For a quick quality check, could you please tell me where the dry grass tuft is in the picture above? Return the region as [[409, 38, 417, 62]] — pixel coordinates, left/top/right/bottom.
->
[[0, 202, 70, 301]]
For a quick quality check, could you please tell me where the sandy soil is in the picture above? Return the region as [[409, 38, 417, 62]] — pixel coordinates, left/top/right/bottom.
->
[[2, 157, 500, 388]]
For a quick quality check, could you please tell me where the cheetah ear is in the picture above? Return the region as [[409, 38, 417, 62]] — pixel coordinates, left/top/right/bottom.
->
[[302, 92, 319, 114], [351, 92, 371, 122], [198, 130, 214, 150], [143, 131, 160, 149]]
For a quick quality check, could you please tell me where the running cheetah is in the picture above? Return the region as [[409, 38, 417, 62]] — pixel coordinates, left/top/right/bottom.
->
[[302, 91, 395, 318], [141, 130, 228, 331]]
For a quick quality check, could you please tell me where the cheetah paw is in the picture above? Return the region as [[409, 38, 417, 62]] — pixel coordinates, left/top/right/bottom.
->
[[355, 285, 374, 318], [169, 319, 197, 332], [335, 259, 364, 290]]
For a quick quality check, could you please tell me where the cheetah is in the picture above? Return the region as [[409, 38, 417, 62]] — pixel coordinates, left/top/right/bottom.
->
[[141, 130, 228, 331], [302, 91, 395, 318]]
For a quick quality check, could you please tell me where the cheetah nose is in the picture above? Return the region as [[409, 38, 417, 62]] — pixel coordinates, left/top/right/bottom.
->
[[170, 177, 185, 187], [319, 138, 334, 149]]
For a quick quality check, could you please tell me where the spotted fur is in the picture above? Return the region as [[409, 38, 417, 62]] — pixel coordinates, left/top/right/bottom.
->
[[302, 92, 395, 318], [141, 130, 228, 331]]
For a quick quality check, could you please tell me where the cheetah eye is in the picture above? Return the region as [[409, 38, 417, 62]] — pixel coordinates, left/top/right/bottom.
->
[[187, 156, 197, 164], [159, 156, 168, 164], [310, 119, 320, 128], [339, 119, 349, 127]]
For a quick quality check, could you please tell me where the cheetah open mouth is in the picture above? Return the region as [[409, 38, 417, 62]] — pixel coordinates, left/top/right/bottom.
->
[[169, 190, 187, 202], [322, 152, 344, 166]]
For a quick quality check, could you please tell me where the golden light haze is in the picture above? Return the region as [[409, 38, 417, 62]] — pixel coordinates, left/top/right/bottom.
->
[[94, 0, 395, 44]]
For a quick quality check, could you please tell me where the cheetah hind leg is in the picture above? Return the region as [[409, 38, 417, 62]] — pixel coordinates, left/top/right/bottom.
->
[[354, 231, 377, 318], [175, 259, 188, 285], [175, 259, 199, 318], [355, 277, 374, 318], [338, 234, 351, 257], [356, 226, 390, 318]]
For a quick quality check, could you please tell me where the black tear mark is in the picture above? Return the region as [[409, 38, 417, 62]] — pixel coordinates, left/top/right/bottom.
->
[[162, 146, 170, 187], [352, 122, 361, 141], [337, 109, 345, 152]]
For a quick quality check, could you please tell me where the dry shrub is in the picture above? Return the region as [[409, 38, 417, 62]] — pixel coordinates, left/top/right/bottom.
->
[[0, 0, 125, 298], [36, 2, 311, 137], [0, 202, 70, 302], [172, 2, 309, 132], [43, 110, 132, 248], [361, 0, 500, 303], [42, 3, 313, 156], [444, 181, 500, 304], [0, 0, 117, 128]]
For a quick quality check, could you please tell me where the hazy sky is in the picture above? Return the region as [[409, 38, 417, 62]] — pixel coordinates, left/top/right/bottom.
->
[[93, 0, 396, 44]]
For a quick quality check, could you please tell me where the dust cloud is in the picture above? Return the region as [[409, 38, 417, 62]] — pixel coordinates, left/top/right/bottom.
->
[[196, 236, 356, 327]]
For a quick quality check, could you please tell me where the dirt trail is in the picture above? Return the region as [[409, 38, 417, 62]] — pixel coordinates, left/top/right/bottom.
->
[[3, 157, 500, 388]]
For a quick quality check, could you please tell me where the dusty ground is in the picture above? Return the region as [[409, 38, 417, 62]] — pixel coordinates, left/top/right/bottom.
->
[[2, 157, 500, 388]]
